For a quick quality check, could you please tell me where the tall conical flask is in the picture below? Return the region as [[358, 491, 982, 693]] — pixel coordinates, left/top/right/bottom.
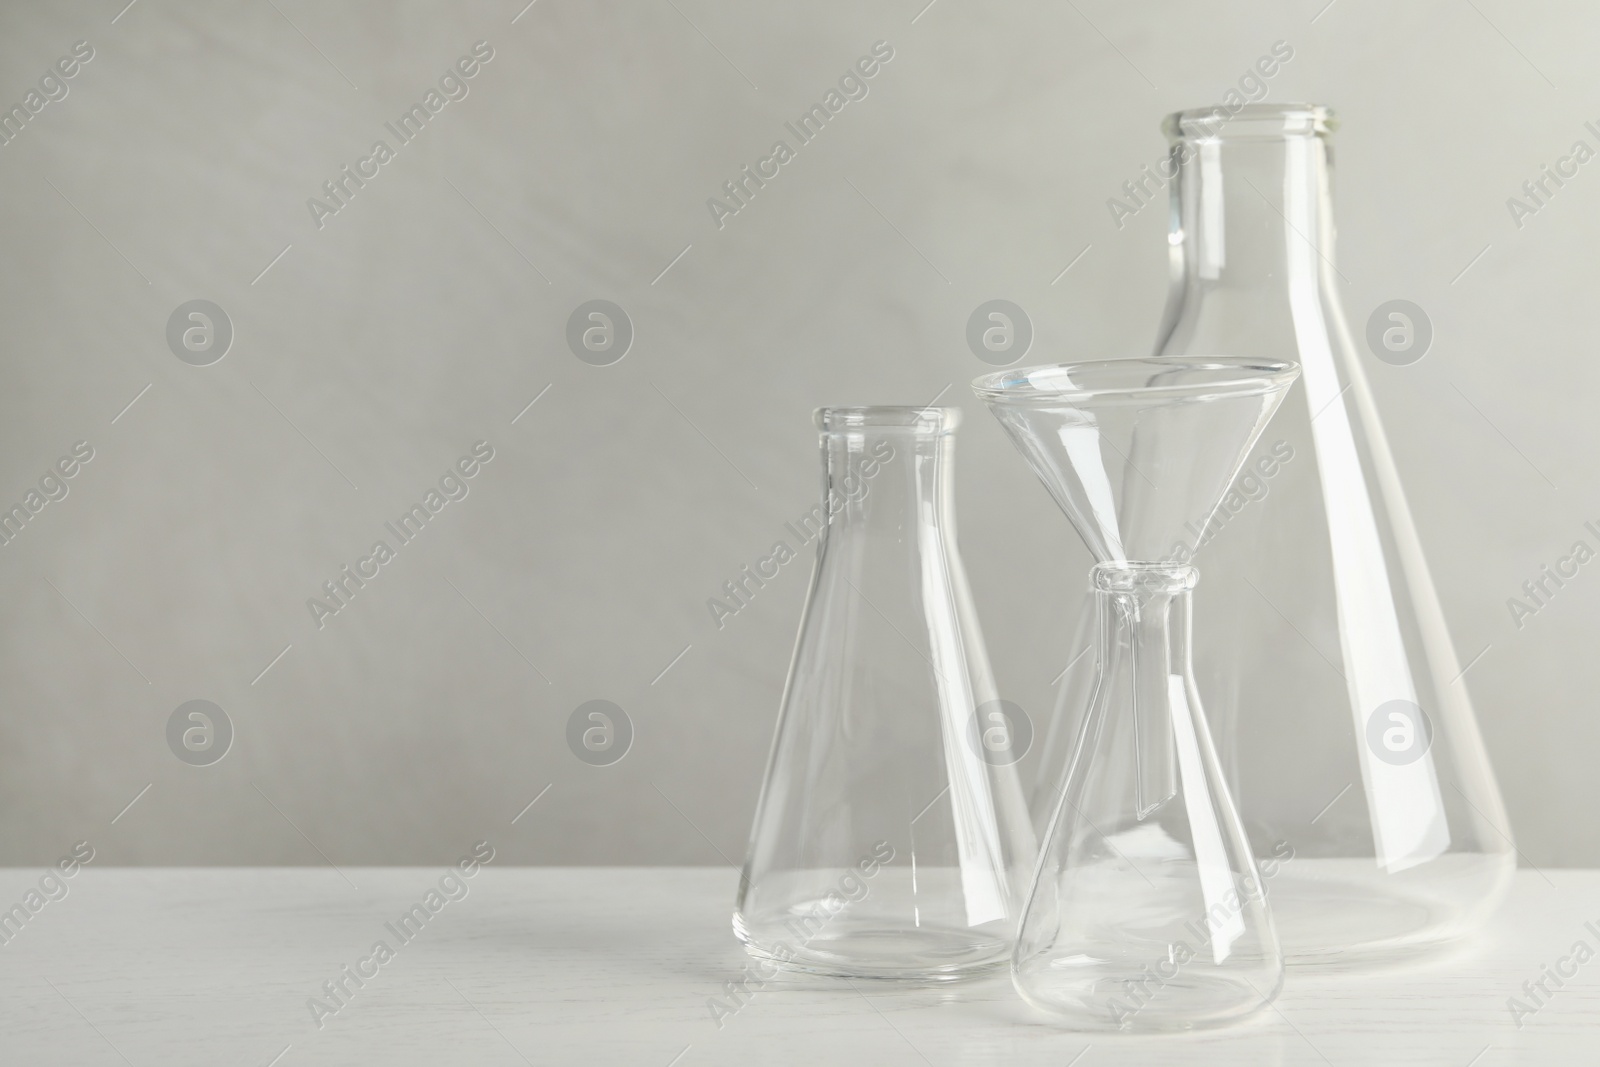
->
[[977, 358, 1295, 1031], [1140, 103, 1514, 964], [734, 406, 1036, 980]]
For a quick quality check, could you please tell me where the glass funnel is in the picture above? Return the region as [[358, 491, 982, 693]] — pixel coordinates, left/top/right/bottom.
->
[[1146, 103, 1515, 965], [975, 358, 1297, 1031], [734, 406, 1037, 981]]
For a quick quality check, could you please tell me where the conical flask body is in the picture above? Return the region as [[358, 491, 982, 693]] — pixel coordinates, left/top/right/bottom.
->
[[1013, 566, 1283, 1031], [1146, 104, 1515, 965], [734, 407, 1036, 980]]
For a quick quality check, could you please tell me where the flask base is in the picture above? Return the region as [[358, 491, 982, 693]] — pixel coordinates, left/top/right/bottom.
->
[[1266, 855, 1514, 969], [1012, 967, 1281, 1032], [734, 911, 1010, 982]]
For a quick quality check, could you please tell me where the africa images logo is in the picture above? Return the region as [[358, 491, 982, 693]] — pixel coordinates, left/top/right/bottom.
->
[[705, 41, 895, 230], [306, 442, 495, 630], [705, 439, 894, 629], [306, 41, 495, 230], [0, 40, 94, 150]]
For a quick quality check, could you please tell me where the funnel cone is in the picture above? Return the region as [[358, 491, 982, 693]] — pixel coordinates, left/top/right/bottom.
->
[[973, 358, 1299, 564]]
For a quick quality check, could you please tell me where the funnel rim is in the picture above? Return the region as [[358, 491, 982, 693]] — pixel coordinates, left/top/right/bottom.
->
[[972, 357, 1299, 406]]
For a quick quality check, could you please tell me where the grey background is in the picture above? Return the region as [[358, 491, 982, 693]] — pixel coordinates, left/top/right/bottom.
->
[[0, 0, 1592, 867]]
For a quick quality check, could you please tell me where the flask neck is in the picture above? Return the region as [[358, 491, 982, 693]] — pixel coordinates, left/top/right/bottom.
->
[[810, 408, 957, 546], [1093, 564, 1197, 677], [1154, 121, 1339, 355], [1093, 562, 1198, 821]]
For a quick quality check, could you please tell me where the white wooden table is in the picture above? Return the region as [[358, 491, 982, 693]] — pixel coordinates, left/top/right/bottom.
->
[[0, 868, 1594, 1065]]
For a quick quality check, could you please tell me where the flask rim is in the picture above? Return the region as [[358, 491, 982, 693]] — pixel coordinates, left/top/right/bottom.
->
[[972, 357, 1299, 407], [1163, 103, 1338, 142], [814, 406, 961, 434]]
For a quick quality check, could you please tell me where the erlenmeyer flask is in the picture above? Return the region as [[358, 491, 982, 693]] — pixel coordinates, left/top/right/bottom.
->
[[975, 358, 1298, 1031], [735, 406, 1036, 980], [1149, 103, 1515, 964]]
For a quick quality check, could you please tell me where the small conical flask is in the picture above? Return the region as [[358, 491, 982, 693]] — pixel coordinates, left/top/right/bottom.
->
[[976, 358, 1297, 1030], [1149, 104, 1515, 965], [735, 406, 1037, 981]]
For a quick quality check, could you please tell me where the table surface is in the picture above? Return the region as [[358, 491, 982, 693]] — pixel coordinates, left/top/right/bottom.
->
[[0, 867, 1595, 1065]]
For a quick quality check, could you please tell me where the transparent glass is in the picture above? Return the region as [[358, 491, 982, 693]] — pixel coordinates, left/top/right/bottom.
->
[[975, 358, 1297, 1031], [734, 406, 1037, 981], [1146, 103, 1516, 965]]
